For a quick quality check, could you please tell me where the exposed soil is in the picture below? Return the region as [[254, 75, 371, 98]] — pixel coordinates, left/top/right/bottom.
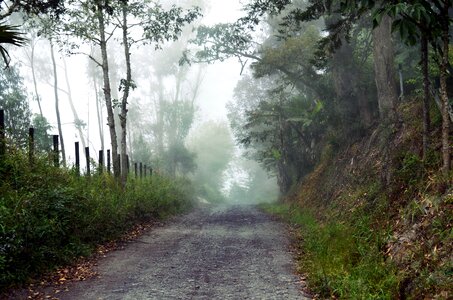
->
[[23, 204, 310, 299]]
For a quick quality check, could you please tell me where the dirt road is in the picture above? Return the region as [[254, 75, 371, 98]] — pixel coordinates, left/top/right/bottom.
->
[[56, 205, 309, 299]]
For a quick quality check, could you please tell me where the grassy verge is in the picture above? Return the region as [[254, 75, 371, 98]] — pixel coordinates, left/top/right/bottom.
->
[[263, 203, 399, 299], [0, 150, 194, 290]]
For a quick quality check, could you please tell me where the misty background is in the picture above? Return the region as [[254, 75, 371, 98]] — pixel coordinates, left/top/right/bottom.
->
[[5, 0, 279, 204]]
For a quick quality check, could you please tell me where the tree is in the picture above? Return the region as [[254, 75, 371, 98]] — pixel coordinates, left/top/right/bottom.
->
[[228, 76, 324, 193], [60, 0, 200, 183], [0, 0, 64, 19], [372, 13, 399, 121], [49, 41, 65, 165], [161, 98, 196, 176], [22, 31, 43, 116], [187, 121, 234, 202], [238, 0, 452, 173], [31, 114, 52, 152], [0, 64, 31, 146], [0, 24, 26, 66], [437, 0, 451, 172], [226, 157, 279, 203], [127, 3, 207, 173], [0, 0, 64, 65], [113, 0, 201, 184], [350, 0, 452, 169]]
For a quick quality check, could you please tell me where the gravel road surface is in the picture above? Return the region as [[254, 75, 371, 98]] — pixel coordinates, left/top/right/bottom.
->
[[56, 204, 309, 299]]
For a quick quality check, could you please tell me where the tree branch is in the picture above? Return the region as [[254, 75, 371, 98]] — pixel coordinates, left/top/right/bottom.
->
[[0, 0, 20, 20], [68, 50, 102, 67]]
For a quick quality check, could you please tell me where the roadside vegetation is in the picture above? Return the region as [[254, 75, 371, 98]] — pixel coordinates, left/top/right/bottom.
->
[[0, 149, 194, 291], [263, 101, 452, 299], [188, 1, 452, 298], [0, 0, 451, 298]]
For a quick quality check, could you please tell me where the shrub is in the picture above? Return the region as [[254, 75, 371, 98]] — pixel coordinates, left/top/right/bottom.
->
[[0, 150, 194, 290], [263, 203, 399, 299]]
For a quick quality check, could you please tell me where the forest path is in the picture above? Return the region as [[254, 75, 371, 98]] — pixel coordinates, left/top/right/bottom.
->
[[56, 205, 309, 299]]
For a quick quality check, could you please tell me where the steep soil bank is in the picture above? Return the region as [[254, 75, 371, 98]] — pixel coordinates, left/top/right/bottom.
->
[[286, 101, 452, 298]]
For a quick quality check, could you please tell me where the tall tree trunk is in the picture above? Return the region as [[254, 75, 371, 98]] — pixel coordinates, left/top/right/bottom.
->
[[94, 76, 104, 153], [190, 65, 205, 105], [332, 43, 374, 128], [50, 42, 66, 166], [277, 98, 292, 194], [326, 14, 374, 128], [372, 14, 399, 121], [421, 33, 431, 161], [127, 124, 133, 163], [157, 76, 165, 157], [30, 40, 43, 116], [62, 57, 87, 150], [439, 1, 451, 173], [120, 3, 132, 186], [96, 3, 119, 177]]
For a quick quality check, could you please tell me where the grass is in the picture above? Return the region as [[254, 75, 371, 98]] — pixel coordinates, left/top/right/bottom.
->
[[263, 203, 399, 299], [0, 150, 195, 290]]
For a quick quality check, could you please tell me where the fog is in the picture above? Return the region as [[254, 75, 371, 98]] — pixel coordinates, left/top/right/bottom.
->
[[3, 0, 279, 204]]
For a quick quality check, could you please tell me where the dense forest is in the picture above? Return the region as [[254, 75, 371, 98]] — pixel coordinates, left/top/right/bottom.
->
[[0, 0, 452, 298]]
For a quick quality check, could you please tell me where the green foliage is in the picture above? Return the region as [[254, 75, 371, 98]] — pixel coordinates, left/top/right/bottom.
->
[[0, 149, 194, 290], [0, 65, 31, 147], [228, 73, 326, 192], [163, 142, 197, 176], [396, 152, 424, 187], [187, 121, 234, 202], [186, 22, 255, 64], [263, 203, 399, 299], [31, 115, 52, 153], [0, 24, 27, 66], [140, 3, 202, 48], [61, 0, 201, 52], [131, 133, 153, 165], [226, 158, 279, 204], [162, 98, 196, 144]]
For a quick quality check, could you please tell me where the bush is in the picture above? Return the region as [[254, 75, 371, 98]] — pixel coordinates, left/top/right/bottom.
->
[[0, 150, 194, 290], [263, 203, 399, 299]]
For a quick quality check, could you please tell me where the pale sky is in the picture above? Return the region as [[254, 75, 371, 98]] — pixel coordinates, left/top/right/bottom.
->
[[193, 0, 244, 122], [13, 0, 246, 163]]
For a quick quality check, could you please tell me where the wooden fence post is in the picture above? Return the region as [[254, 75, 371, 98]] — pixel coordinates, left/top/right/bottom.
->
[[0, 109, 5, 159], [139, 162, 143, 179], [134, 162, 138, 178], [53, 135, 59, 167], [144, 164, 147, 177], [149, 166, 153, 176], [28, 128, 34, 164], [107, 150, 111, 174], [99, 150, 104, 173], [85, 147, 90, 176], [75, 142, 80, 175]]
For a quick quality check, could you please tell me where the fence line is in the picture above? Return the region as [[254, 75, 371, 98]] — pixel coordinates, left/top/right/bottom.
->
[[0, 109, 152, 180], [75, 142, 80, 175]]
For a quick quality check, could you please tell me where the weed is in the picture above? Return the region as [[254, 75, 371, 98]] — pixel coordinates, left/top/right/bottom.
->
[[0, 150, 194, 290], [263, 203, 399, 299]]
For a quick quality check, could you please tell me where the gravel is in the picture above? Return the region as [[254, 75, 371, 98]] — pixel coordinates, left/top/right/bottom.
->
[[57, 204, 310, 300]]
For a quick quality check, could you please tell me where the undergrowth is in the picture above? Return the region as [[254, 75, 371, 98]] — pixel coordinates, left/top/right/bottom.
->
[[0, 150, 194, 290], [263, 203, 399, 299], [263, 100, 452, 299]]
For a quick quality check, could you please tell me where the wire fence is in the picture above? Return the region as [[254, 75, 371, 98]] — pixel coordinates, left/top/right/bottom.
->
[[0, 109, 152, 179]]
